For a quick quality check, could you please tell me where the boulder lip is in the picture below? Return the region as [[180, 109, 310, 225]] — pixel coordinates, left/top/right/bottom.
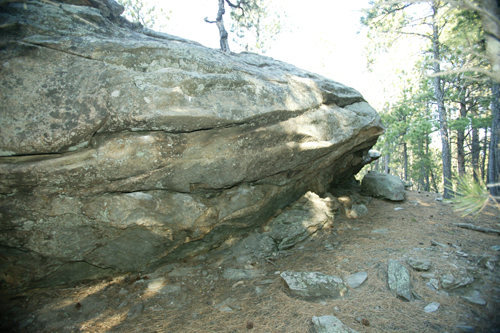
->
[[0, 0, 381, 157]]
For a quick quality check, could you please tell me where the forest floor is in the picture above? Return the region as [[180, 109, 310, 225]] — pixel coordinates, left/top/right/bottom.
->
[[1, 190, 499, 332]]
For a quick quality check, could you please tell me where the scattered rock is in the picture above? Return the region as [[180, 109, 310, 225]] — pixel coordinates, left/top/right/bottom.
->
[[455, 324, 476, 332], [440, 272, 474, 290], [430, 240, 448, 248], [361, 172, 406, 201], [387, 260, 412, 301], [280, 271, 347, 300], [490, 245, 500, 251], [424, 302, 440, 313], [147, 277, 166, 293], [462, 290, 486, 305], [214, 297, 238, 313], [426, 278, 440, 291], [354, 317, 370, 326], [345, 272, 368, 289], [345, 204, 368, 219], [407, 257, 431, 271], [394, 207, 404, 211], [311, 315, 358, 333]]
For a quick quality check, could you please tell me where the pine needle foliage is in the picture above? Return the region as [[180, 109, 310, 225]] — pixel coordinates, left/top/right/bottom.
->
[[448, 176, 498, 217]]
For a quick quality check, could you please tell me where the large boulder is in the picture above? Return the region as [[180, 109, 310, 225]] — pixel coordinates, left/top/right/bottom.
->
[[0, 0, 383, 287], [361, 171, 406, 201]]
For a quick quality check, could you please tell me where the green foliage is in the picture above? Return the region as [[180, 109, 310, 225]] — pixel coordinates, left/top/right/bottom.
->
[[116, 0, 169, 30], [229, 0, 282, 53], [448, 176, 498, 216], [363, 0, 495, 196]]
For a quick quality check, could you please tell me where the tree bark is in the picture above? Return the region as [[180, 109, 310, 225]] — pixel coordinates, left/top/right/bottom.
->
[[403, 141, 408, 181], [431, 4, 453, 198], [482, 126, 489, 181], [479, 0, 500, 83], [471, 119, 480, 181], [424, 135, 432, 192], [457, 102, 467, 178], [205, 0, 231, 52], [487, 82, 500, 196], [384, 153, 390, 174]]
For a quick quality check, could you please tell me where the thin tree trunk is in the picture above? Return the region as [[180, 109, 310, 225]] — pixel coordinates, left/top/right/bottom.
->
[[482, 127, 488, 181], [471, 120, 480, 181], [403, 141, 408, 181], [430, 166, 439, 193], [425, 136, 430, 191], [206, 0, 230, 52], [487, 82, 500, 196], [457, 102, 467, 178], [431, 6, 452, 198], [384, 153, 390, 174], [479, 0, 500, 83]]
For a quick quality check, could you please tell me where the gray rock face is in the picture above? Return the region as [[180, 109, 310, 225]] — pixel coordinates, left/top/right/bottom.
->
[[407, 257, 432, 271], [361, 172, 405, 201], [0, 0, 383, 286], [345, 271, 368, 289], [267, 192, 334, 251], [311, 315, 358, 333], [424, 302, 440, 313], [387, 259, 412, 301], [280, 271, 348, 300], [440, 272, 474, 290], [227, 192, 336, 264]]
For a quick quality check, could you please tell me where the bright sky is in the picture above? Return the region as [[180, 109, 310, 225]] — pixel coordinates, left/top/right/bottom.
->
[[138, 1, 424, 110]]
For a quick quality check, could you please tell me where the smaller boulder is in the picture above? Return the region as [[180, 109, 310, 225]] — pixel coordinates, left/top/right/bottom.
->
[[280, 271, 347, 300], [345, 204, 368, 219], [361, 172, 405, 201], [345, 271, 368, 289], [407, 257, 432, 271], [311, 315, 358, 333], [387, 260, 412, 301], [424, 302, 440, 313]]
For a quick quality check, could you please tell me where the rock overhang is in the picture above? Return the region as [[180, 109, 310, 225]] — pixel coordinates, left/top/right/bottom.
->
[[0, 0, 384, 287]]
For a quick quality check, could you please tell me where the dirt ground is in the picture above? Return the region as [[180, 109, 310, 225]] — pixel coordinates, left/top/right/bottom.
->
[[1, 191, 499, 332]]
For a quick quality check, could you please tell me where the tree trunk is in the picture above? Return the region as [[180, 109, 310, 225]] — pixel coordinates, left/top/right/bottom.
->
[[482, 127, 488, 181], [431, 4, 453, 198], [215, 0, 230, 52], [457, 102, 467, 178], [479, 0, 500, 83], [425, 136, 431, 191], [403, 141, 408, 181], [430, 166, 439, 193], [487, 82, 500, 196], [384, 153, 390, 174], [471, 120, 480, 181]]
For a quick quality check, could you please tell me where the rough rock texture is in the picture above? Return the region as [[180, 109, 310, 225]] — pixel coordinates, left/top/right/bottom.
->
[[387, 259, 412, 301], [226, 191, 337, 264], [345, 271, 368, 289], [280, 271, 348, 300], [0, 0, 383, 287], [311, 315, 359, 333], [361, 172, 406, 201]]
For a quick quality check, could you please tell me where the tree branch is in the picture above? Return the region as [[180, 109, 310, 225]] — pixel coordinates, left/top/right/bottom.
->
[[454, 223, 500, 235], [428, 67, 495, 81]]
